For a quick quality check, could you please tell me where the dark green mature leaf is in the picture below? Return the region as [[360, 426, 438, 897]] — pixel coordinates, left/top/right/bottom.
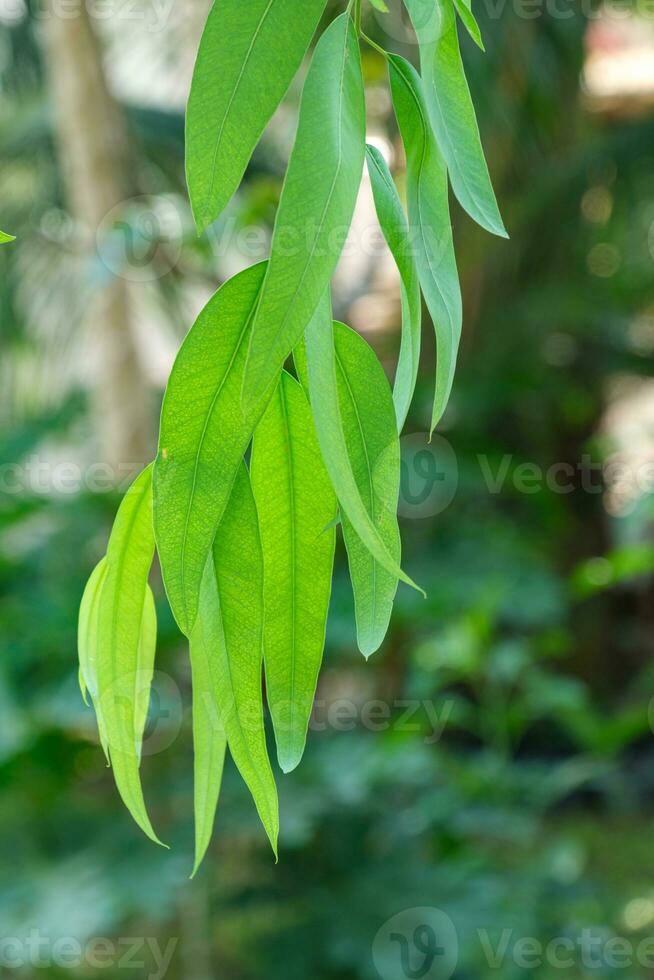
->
[[186, 0, 327, 232], [403, 0, 505, 237], [190, 463, 278, 872], [0, 230, 15, 243], [389, 54, 462, 432], [304, 293, 422, 597], [251, 372, 336, 772], [94, 465, 164, 846], [241, 12, 366, 407], [366, 144, 422, 431], [154, 261, 278, 637]]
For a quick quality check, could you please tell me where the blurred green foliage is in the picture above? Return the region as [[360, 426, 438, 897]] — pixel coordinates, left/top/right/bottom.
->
[[1, 0, 654, 977]]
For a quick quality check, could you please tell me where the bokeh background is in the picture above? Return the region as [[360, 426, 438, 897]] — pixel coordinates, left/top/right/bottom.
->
[[2, 0, 654, 976]]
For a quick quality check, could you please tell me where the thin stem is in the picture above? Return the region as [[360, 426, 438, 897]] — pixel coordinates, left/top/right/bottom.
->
[[360, 30, 388, 59], [354, 0, 362, 33]]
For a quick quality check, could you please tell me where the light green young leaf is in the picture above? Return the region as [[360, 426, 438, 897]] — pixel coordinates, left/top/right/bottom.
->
[[0, 230, 15, 243], [251, 372, 336, 772], [304, 293, 423, 598], [186, 0, 327, 232], [190, 463, 279, 869], [389, 54, 462, 432], [369, 0, 389, 10], [452, 0, 485, 50], [241, 12, 366, 408], [366, 144, 422, 431], [78, 556, 109, 757], [403, 0, 505, 237], [335, 325, 401, 657], [154, 261, 277, 637], [95, 465, 164, 846], [190, 655, 226, 877]]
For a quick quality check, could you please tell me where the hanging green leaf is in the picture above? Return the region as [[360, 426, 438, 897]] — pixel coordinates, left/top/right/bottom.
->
[[94, 465, 164, 846], [452, 0, 485, 50], [251, 371, 336, 772], [186, 0, 327, 232], [78, 556, 109, 756], [303, 293, 422, 599], [241, 12, 366, 408], [403, 0, 505, 238], [154, 261, 277, 637], [366, 144, 422, 431], [0, 230, 15, 243], [389, 53, 462, 432], [190, 462, 278, 871], [368, 0, 389, 10]]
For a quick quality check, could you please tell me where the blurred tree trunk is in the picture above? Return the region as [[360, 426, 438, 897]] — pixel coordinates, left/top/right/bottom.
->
[[43, 0, 150, 475]]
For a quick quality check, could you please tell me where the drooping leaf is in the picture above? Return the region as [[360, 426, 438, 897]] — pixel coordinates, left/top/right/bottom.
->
[[186, 0, 327, 232], [366, 144, 422, 431], [335, 325, 402, 657], [190, 659, 226, 877], [78, 556, 109, 756], [154, 261, 278, 637], [0, 230, 15, 243], [251, 371, 336, 772], [388, 54, 462, 432], [95, 465, 164, 846], [241, 12, 366, 407], [303, 293, 423, 597], [190, 463, 278, 869], [452, 0, 485, 50], [403, 0, 505, 237]]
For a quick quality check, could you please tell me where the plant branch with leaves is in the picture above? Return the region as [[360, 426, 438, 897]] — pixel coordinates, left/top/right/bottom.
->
[[78, 0, 506, 870]]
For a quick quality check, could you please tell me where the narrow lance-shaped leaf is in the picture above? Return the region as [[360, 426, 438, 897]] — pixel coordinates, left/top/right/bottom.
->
[[186, 0, 327, 232], [241, 12, 366, 408], [190, 463, 278, 872], [251, 371, 336, 772], [403, 0, 506, 238], [95, 465, 164, 846], [303, 293, 423, 597], [78, 556, 109, 758], [389, 54, 462, 432], [452, 0, 485, 50], [0, 230, 15, 244], [366, 144, 422, 431], [154, 261, 278, 637]]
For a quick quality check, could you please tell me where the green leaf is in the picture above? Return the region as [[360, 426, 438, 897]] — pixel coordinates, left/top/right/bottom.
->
[[368, 0, 389, 10], [388, 54, 462, 432], [186, 0, 327, 232], [304, 293, 423, 599], [336, 324, 402, 657], [242, 12, 366, 408], [95, 465, 164, 846], [190, 463, 279, 869], [78, 556, 109, 757], [154, 261, 277, 637], [403, 0, 505, 238], [251, 371, 336, 772], [452, 0, 485, 50], [0, 230, 15, 244], [366, 144, 422, 431]]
